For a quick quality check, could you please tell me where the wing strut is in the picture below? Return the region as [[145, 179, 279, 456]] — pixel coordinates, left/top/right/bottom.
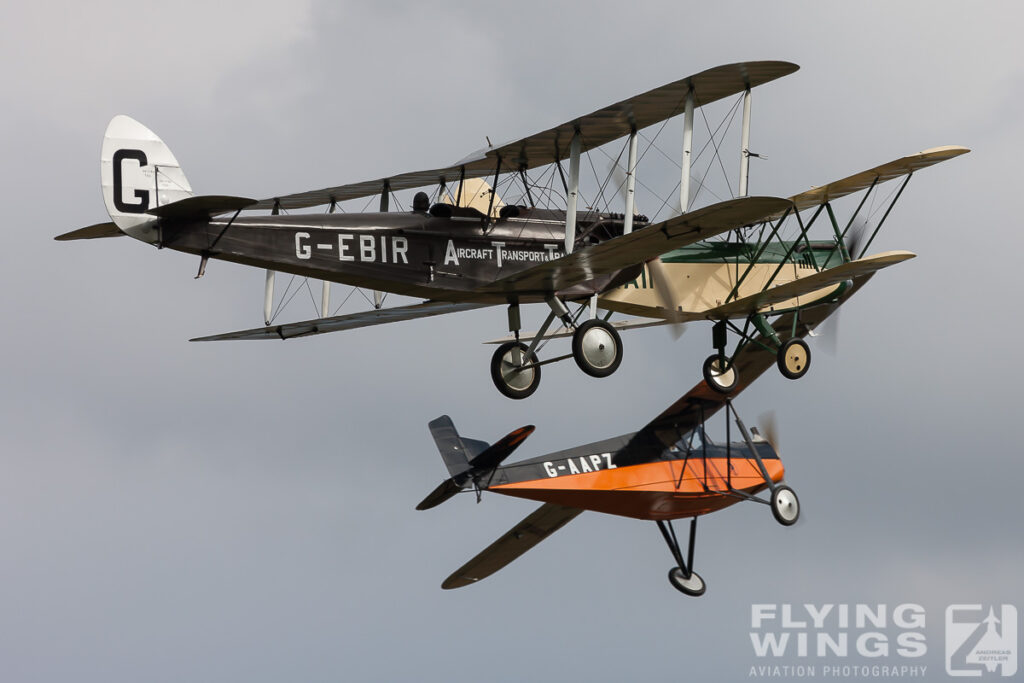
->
[[738, 87, 752, 197], [564, 130, 581, 255], [724, 205, 797, 304], [374, 183, 389, 309], [680, 88, 695, 213], [322, 200, 338, 316], [264, 199, 281, 325], [623, 127, 638, 234], [857, 173, 911, 259]]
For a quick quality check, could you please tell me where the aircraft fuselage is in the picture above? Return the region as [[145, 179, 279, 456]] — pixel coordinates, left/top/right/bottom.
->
[[156, 207, 630, 303]]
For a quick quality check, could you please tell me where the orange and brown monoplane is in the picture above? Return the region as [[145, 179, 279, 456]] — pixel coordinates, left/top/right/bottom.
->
[[419, 278, 864, 595]]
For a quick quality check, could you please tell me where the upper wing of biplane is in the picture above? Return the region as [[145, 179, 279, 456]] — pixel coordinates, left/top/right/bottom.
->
[[441, 502, 584, 589], [482, 196, 792, 294], [244, 61, 798, 212], [766, 145, 971, 221], [190, 300, 491, 342], [613, 274, 875, 466]]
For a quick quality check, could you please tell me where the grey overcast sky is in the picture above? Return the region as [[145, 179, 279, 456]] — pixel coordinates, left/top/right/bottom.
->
[[1, 2, 1022, 681]]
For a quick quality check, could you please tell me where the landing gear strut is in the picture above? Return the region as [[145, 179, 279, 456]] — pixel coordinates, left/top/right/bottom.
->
[[727, 399, 802, 527], [489, 300, 624, 399], [658, 517, 706, 597], [705, 314, 814, 394]]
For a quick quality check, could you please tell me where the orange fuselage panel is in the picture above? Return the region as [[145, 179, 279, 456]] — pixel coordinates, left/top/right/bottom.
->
[[492, 457, 784, 520]]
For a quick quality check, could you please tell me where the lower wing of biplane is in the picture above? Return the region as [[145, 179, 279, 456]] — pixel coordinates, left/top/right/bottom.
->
[[419, 275, 876, 594], [190, 195, 792, 398]]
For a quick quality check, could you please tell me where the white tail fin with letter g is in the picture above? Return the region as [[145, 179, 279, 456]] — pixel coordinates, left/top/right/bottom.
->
[[101, 115, 193, 243]]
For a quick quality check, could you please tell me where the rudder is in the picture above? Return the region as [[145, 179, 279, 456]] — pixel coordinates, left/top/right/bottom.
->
[[101, 115, 193, 243]]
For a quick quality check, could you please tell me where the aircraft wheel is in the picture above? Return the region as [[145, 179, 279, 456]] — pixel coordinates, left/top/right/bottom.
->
[[572, 319, 623, 378], [668, 567, 706, 597], [490, 341, 541, 400], [770, 485, 800, 526], [777, 338, 811, 380], [702, 355, 738, 394]]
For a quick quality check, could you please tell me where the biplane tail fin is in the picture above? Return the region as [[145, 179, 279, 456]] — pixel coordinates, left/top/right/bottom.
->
[[100, 115, 194, 243], [417, 416, 534, 511]]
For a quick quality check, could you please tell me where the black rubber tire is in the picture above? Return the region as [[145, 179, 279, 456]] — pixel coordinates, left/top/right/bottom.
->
[[490, 341, 541, 400], [777, 338, 811, 380], [702, 354, 738, 394], [571, 319, 623, 378], [770, 484, 800, 526], [668, 567, 706, 597]]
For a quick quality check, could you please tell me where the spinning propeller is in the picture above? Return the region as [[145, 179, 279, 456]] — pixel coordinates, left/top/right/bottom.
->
[[607, 161, 687, 339], [813, 217, 868, 355], [757, 411, 780, 455]]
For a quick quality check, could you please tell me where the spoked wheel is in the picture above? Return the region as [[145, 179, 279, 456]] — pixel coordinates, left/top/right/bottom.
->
[[572, 319, 623, 378], [702, 354, 738, 394], [777, 338, 811, 380], [770, 484, 800, 526], [490, 341, 541, 400], [668, 567, 706, 597]]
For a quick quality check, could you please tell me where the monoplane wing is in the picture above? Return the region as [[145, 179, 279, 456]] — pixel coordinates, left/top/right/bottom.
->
[[481, 196, 792, 295], [613, 274, 874, 466], [244, 61, 797, 212], [441, 503, 584, 589], [190, 300, 491, 342], [706, 250, 914, 319]]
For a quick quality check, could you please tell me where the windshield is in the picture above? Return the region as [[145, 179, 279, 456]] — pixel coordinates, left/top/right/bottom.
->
[[669, 427, 704, 455]]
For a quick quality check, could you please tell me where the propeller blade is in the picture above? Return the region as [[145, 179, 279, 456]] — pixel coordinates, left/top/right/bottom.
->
[[815, 311, 840, 356], [814, 216, 867, 355], [646, 258, 686, 340], [608, 161, 628, 206], [608, 161, 642, 218], [757, 411, 780, 455], [844, 217, 869, 261], [608, 161, 686, 340]]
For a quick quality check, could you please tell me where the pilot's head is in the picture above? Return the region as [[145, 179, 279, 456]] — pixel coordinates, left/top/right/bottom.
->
[[412, 191, 430, 212]]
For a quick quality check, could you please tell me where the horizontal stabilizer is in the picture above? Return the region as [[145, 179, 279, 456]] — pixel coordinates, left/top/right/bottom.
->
[[191, 301, 492, 342], [708, 250, 914, 318], [416, 479, 463, 511], [54, 222, 123, 241], [419, 419, 535, 511], [468, 425, 535, 471], [442, 503, 584, 589], [147, 195, 256, 219]]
